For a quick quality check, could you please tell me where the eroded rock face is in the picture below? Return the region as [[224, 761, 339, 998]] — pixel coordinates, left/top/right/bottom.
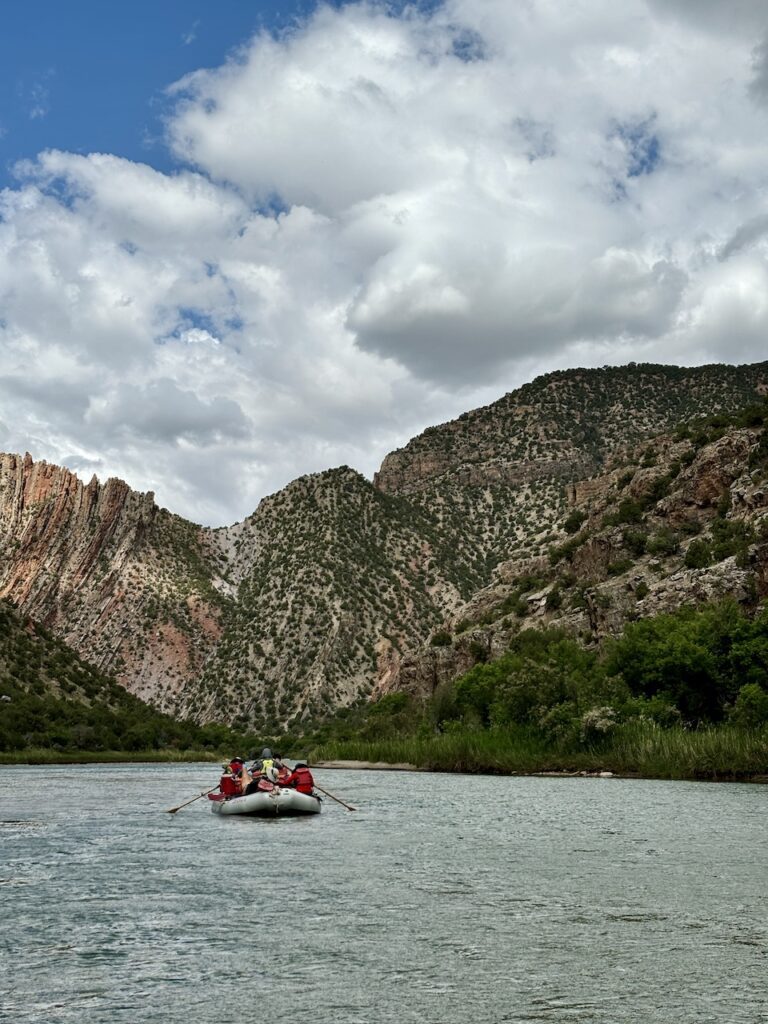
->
[[376, 423, 768, 704], [3, 361, 768, 728], [676, 433, 755, 508], [0, 454, 226, 711]]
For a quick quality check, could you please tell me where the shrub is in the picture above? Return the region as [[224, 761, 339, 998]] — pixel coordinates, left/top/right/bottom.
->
[[729, 683, 768, 729], [616, 470, 635, 489], [549, 531, 590, 564], [679, 517, 703, 536], [604, 499, 644, 526], [646, 528, 679, 556], [563, 510, 587, 535], [580, 706, 618, 744], [623, 528, 647, 556], [607, 558, 634, 576], [430, 631, 452, 647], [710, 518, 754, 563], [468, 640, 488, 662], [684, 539, 712, 569]]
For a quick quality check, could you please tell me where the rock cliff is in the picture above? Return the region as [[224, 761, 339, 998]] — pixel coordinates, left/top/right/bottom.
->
[[1, 360, 767, 729], [379, 420, 768, 702], [0, 454, 228, 711]]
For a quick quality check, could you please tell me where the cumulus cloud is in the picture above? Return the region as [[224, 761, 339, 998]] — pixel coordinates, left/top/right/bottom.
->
[[749, 37, 768, 105], [645, 0, 768, 36], [719, 214, 768, 261], [2, 0, 768, 522]]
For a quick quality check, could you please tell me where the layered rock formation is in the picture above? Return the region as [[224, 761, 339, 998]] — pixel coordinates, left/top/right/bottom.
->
[[0, 453, 228, 711], [1, 360, 767, 729], [380, 422, 768, 702]]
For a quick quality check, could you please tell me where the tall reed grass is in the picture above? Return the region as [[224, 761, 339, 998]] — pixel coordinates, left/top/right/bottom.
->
[[312, 723, 768, 780]]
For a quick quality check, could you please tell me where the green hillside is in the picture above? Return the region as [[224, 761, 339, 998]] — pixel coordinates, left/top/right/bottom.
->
[[0, 600, 245, 757]]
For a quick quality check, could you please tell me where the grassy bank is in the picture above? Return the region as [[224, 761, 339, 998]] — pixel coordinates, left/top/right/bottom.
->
[[0, 749, 226, 765], [3, 727, 767, 779], [311, 722, 768, 780]]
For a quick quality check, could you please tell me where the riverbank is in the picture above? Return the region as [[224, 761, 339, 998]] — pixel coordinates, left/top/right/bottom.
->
[[0, 749, 225, 765], [3, 720, 768, 781], [313, 759, 768, 782], [309, 721, 768, 782]]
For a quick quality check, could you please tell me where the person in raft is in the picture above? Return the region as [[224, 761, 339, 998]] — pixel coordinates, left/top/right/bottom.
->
[[280, 761, 315, 795], [242, 747, 283, 793], [220, 756, 245, 796]]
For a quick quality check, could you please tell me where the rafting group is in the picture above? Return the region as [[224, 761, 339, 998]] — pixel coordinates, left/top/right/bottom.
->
[[208, 747, 322, 817]]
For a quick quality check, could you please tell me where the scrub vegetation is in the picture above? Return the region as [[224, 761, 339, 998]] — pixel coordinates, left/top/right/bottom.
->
[[306, 600, 768, 780], [0, 600, 259, 760]]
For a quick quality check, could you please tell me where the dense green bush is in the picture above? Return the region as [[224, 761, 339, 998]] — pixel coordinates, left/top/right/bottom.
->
[[684, 539, 712, 569], [563, 510, 587, 535], [646, 528, 680, 556], [623, 528, 648, 556], [729, 683, 768, 729], [604, 499, 644, 526], [710, 517, 753, 563], [430, 631, 452, 647], [321, 601, 768, 760]]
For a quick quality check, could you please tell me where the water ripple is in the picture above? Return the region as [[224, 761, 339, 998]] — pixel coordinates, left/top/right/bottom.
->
[[0, 765, 765, 1024]]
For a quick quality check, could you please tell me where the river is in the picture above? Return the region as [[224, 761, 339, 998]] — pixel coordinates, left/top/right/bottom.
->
[[0, 764, 765, 1023]]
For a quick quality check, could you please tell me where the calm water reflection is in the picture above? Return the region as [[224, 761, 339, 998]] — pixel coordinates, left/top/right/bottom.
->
[[0, 764, 765, 1023]]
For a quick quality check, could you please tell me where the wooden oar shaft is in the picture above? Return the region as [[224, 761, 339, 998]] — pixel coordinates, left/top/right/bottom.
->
[[166, 785, 219, 814], [314, 783, 356, 811]]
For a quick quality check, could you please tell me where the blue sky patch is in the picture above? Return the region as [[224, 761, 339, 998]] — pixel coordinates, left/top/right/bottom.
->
[[614, 117, 661, 178], [450, 27, 487, 63], [176, 307, 219, 338], [0, 1, 365, 190]]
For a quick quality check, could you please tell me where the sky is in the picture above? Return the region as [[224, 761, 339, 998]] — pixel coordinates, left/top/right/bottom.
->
[[2, 0, 768, 526]]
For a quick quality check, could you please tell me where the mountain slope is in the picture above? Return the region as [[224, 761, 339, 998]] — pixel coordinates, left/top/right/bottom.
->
[[177, 467, 463, 730], [0, 454, 230, 712], [1, 360, 767, 731], [382, 407, 768, 703], [0, 599, 213, 753]]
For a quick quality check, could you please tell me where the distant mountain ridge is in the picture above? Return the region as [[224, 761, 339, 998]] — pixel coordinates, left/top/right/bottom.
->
[[1, 360, 767, 731], [375, 362, 768, 494]]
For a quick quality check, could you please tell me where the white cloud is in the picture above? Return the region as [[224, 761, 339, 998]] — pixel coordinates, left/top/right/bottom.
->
[[19, 68, 55, 121], [2, 0, 768, 523], [182, 20, 200, 46]]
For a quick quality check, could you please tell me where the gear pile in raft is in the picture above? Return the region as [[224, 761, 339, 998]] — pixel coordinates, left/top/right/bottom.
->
[[208, 748, 322, 816]]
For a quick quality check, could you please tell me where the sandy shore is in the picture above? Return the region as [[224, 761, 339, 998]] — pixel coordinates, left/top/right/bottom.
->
[[312, 761, 617, 777], [313, 759, 421, 771]]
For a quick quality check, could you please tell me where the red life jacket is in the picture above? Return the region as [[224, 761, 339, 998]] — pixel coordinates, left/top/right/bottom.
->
[[219, 773, 241, 796], [294, 767, 314, 794], [286, 766, 314, 794]]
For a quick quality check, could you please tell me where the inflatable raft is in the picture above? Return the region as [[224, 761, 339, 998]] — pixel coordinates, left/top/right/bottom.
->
[[208, 784, 321, 817]]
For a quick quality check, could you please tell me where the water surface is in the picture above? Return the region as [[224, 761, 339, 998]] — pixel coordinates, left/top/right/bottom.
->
[[0, 764, 765, 1023]]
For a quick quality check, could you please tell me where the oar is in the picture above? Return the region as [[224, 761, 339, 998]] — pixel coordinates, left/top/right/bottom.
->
[[166, 785, 220, 814], [313, 783, 356, 811]]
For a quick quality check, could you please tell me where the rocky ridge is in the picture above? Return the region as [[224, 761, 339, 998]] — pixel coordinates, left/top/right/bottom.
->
[[382, 420, 768, 703], [176, 467, 464, 730], [0, 453, 229, 711], [1, 361, 767, 730]]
